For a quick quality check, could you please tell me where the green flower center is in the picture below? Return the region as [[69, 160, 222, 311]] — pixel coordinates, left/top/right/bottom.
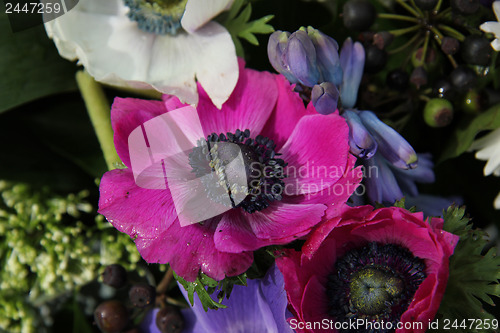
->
[[327, 242, 427, 332], [349, 267, 405, 316], [123, 0, 188, 35]]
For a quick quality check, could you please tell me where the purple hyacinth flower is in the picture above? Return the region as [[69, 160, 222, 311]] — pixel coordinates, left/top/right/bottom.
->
[[358, 110, 418, 169], [306, 26, 343, 86], [364, 153, 404, 204], [311, 82, 340, 115], [268, 31, 298, 84], [140, 265, 293, 333], [339, 38, 365, 109], [286, 29, 321, 87], [342, 109, 378, 159]]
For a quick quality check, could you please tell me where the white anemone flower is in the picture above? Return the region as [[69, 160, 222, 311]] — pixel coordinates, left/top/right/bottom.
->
[[45, 0, 238, 108], [469, 127, 500, 209], [480, 1, 500, 51]]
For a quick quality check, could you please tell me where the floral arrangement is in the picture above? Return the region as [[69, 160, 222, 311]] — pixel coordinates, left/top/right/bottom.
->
[[1, 0, 500, 332]]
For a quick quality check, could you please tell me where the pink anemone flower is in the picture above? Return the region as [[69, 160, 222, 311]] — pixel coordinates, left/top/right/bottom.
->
[[276, 205, 459, 333], [98, 60, 361, 281]]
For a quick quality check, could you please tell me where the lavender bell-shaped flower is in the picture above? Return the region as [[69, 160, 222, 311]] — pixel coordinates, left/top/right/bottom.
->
[[342, 109, 378, 159], [358, 110, 418, 169], [306, 26, 343, 86], [268, 31, 297, 84], [311, 82, 340, 115], [339, 38, 365, 109], [286, 29, 321, 87]]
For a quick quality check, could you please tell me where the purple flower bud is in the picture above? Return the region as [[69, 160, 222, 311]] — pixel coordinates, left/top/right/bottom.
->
[[358, 110, 418, 169], [339, 38, 365, 108], [391, 153, 435, 196], [267, 31, 298, 83], [311, 82, 340, 115], [342, 109, 378, 158], [306, 26, 343, 85], [286, 30, 320, 87]]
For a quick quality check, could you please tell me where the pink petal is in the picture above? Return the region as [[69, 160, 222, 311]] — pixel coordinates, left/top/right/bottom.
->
[[135, 217, 254, 281], [111, 98, 169, 168], [214, 202, 327, 253], [300, 275, 333, 329], [260, 76, 316, 150], [279, 114, 350, 195], [196, 60, 278, 137], [98, 168, 177, 239]]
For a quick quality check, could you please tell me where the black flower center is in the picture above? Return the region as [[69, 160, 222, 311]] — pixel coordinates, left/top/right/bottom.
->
[[327, 242, 427, 333], [188, 129, 286, 213]]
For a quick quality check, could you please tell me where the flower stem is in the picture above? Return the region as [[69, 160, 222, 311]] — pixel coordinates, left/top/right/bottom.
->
[[76, 70, 121, 171], [395, 0, 420, 17], [378, 13, 420, 23], [388, 32, 421, 54], [388, 25, 420, 37], [438, 24, 466, 42]]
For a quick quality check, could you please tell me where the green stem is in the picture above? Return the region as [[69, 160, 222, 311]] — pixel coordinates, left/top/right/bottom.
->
[[388, 32, 422, 54], [395, 0, 420, 17], [378, 13, 420, 23], [434, 0, 444, 13], [438, 24, 466, 42], [388, 25, 420, 37], [415, 31, 430, 67], [76, 71, 121, 171]]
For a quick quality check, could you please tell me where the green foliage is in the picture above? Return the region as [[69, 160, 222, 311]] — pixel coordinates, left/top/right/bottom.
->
[[433, 206, 500, 332], [0, 181, 141, 333], [0, 13, 77, 113], [223, 0, 274, 57], [440, 103, 500, 163], [174, 272, 247, 311]]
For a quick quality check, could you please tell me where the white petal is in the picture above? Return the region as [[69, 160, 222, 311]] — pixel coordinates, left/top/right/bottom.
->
[[493, 165, 500, 176], [148, 21, 238, 108], [469, 128, 500, 151], [181, 0, 234, 33], [491, 38, 500, 51], [494, 1, 500, 21], [483, 142, 500, 175], [480, 21, 500, 35], [495, 192, 500, 209]]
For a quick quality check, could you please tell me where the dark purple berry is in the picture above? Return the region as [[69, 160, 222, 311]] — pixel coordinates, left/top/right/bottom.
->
[[156, 306, 184, 333], [343, 0, 376, 31], [386, 69, 409, 91], [441, 37, 460, 55], [451, 0, 479, 14], [424, 98, 454, 127], [365, 45, 387, 73], [373, 32, 394, 49], [102, 264, 127, 289], [449, 66, 477, 92], [129, 284, 156, 308], [415, 0, 438, 10], [94, 300, 129, 333], [410, 66, 428, 88], [432, 78, 456, 100], [461, 35, 493, 66]]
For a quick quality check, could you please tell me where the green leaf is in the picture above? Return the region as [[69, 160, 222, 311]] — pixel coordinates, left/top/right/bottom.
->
[[223, 0, 274, 57], [0, 13, 77, 113], [433, 206, 500, 332], [174, 273, 227, 311], [439, 103, 500, 163], [174, 271, 248, 311]]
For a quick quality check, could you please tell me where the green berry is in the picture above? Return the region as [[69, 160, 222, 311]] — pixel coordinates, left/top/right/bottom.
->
[[424, 98, 454, 127]]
